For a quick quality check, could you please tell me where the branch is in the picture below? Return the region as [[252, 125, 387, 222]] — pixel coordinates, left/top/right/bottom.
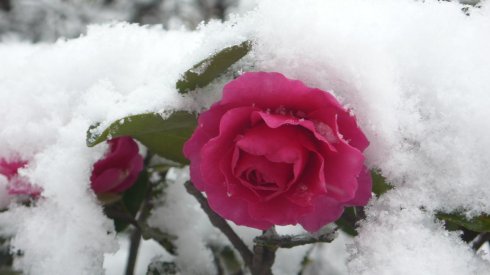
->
[[472, 232, 490, 251], [251, 229, 277, 275], [184, 181, 254, 267], [125, 228, 142, 275], [126, 154, 155, 275], [253, 227, 337, 249]]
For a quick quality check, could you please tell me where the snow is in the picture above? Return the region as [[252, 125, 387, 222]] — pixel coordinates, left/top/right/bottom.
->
[[349, 202, 488, 275], [247, 0, 490, 273], [148, 167, 218, 274], [0, 22, 249, 274], [104, 235, 170, 275], [0, 0, 489, 274]]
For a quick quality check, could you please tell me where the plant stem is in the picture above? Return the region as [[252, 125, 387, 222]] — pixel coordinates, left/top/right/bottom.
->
[[254, 228, 337, 249], [125, 228, 142, 275], [251, 229, 277, 275], [184, 181, 254, 267], [125, 154, 155, 275]]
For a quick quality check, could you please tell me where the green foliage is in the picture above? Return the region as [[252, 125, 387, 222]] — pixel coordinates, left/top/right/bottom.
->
[[371, 170, 392, 196], [437, 212, 490, 233], [146, 261, 179, 275], [121, 169, 150, 228], [140, 224, 177, 255], [102, 169, 149, 232], [335, 207, 360, 236], [209, 245, 243, 274], [176, 41, 252, 93], [87, 111, 197, 164]]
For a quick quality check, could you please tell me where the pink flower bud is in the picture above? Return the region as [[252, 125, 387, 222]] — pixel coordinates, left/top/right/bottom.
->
[[90, 137, 144, 194]]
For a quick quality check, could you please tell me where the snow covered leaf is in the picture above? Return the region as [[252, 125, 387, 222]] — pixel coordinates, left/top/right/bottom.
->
[[146, 261, 179, 275], [87, 112, 197, 164], [176, 41, 251, 93], [437, 212, 490, 233]]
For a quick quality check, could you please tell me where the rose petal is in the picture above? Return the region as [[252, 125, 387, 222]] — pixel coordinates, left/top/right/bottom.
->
[[345, 166, 372, 206], [206, 187, 273, 230], [285, 151, 326, 207], [7, 177, 42, 197], [92, 137, 138, 176], [336, 112, 369, 151], [252, 111, 338, 153], [322, 144, 364, 203], [91, 137, 143, 193], [251, 110, 363, 202], [221, 72, 343, 113], [234, 152, 293, 189], [199, 106, 255, 193], [91, 168, 126, 193], [233, 151, 293, 200], [298, 197, 344, 232], [110, 154, 144, 193], [235, 124, 310, 185], [184, 104, 228, 190], [247, 196, 313, 226], [0, 159, 27, 180], [219, 146, 258, 202]]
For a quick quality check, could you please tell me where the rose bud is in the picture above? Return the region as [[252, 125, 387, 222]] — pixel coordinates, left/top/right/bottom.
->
[[90, 137, 144, 194], [184, 72, 372, 232]]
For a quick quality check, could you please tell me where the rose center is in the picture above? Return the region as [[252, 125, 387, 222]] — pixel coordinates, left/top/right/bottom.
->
[[243, 169, 277, 189]]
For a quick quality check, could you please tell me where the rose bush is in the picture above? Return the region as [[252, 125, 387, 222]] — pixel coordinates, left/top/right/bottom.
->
[[184, 72, 372, 232], [90, 137, 144, 194]]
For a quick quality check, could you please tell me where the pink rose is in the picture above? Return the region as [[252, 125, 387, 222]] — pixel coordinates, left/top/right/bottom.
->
[[90, 137, 144, 194], [0, 159, 42, 197], [183, 72, 372, 232]]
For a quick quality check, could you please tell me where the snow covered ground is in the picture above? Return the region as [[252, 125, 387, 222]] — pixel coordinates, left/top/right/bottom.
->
[[1, 0, 490, 274]]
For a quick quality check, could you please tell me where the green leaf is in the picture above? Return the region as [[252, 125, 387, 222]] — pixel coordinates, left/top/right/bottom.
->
[[0, 268, 22, 275], [208, 245, 243, 274], [371, 170, 392, 196], [87, 111, 197, 164], [146, 261, 179, 275], [123, 169, 149, 218], [436, 212, 490, 233], [103, 200, 134, 233], [96, 193, 123, 205], [335, 207, 359, 236], [176, 41, 252, 93], [140, 224, 177, 255], [105, 168, 149, 233]]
